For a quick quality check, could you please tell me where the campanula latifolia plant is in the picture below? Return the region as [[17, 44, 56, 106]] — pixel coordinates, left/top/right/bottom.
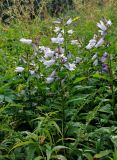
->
[[0, 11, 117, 160]]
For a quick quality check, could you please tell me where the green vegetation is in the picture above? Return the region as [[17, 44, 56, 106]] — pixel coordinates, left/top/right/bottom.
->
[[0, 1, 117, 159]]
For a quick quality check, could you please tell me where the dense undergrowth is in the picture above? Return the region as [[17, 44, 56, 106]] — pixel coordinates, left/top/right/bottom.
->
[[0, 1, 117, 160]]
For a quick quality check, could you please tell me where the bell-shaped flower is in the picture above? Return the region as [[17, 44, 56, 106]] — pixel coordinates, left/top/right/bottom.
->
[[15, 67, 24, 73], [39, 46, 46, 52], [66, 18, 72, 25], [75, 57, 82, 64], [51, 37, 64, 44], [71, 40, 80, 45], [55, 47, 64, 55], [53, 19, 61, 24], [46, 77, 54, 84], [86, 36, 97, 49], [68, 30, 74, 34], [20, 38, 32, 44], [97, 20, 107, 31], [98, 30, 107, 36], [43, 59, 55, 68], [106, 20, 112, 26], [102, 64, 108, 72], [64, 63, 76, 71], [46, 70, 56, 84], [44, 48, 54, 58], [101, 52, 108, 62], [29, 70, 35, 75], [54, 27, 61, 33], [50, 70, 56, 77], [60, 55, 67, 63], [93, 59, 98, 66], [95, 38, 104, 48], [91, 53, 98, 60]]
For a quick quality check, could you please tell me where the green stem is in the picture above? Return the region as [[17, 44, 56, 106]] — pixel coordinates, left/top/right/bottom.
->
[[108, 53, 115, 118], [63, 24, 67, 57]]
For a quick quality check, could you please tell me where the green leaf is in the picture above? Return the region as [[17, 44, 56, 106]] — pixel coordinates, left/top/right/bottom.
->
[[83, 152, 93, 160], [68, 94, 89, 104], [34, 156, 44, 160], [111, 136, 117, 147], [94, 150, 112, 158], [10, 140, 34, 152], [113, 150, 117, 160], [93, 72, 107, 80], [50, 121, 62, 136], [52, 155, 67, 160], [52, 146, 68, 152], [73, 77, 87, 84], [99, 104, 111, 113]]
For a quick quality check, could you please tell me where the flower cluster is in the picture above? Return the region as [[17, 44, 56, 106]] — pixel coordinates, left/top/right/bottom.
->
[[86, 19, 112, 72], [91, 52, 108, 71], [15, 18, 82, 84], [86, 19, 112, 49]]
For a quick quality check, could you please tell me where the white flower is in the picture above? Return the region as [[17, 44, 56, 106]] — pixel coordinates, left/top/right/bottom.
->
[[86, 36, 97, 49], [15, 67, 24, 73], [54, 27, 61, 33], [61, 30, 64, 34], [39, 57, 45, 62], [91, 54, 97, 60], [51, 37, 64, 44], [46, 70, 56, 84], [66, 18, 72, 25], [29, 70, 35, 75], [98, 30, 107, 36], [64, 63, 76, 71], [44, 48, 54, 58], [68, 30, 74, 34], [50, 70, 56, 77], [101, 52, 108, 62], [39, 46, 46, 52], [95, 38, 104, 48], [43, 59, 55, 67], [30, 61, 36, 66], [75, 57, 82, 64], [93, 59, 98, 66], [53, 19, 61, 24], [71, 40, 80, 45], [106, 20, 112, 26], [97, 20, 107, 31], [103, 52, 108, 57], [55, 47, 64, 54], [61, 55, 67, 63], [33, 52, 37, 56], [46, 77, 54, 84], [20, 38, 32, 44], [58, 33, 63, 38]]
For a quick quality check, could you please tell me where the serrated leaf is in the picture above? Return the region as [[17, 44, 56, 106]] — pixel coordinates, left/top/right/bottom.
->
[[99, 104, 111, 113]]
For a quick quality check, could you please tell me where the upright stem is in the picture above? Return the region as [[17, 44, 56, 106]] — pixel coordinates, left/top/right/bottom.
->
[[63, 24, 67, 57], [26, 52, 32, 108], [108, 53, 115, 118], [61, 81, 65, 146]]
